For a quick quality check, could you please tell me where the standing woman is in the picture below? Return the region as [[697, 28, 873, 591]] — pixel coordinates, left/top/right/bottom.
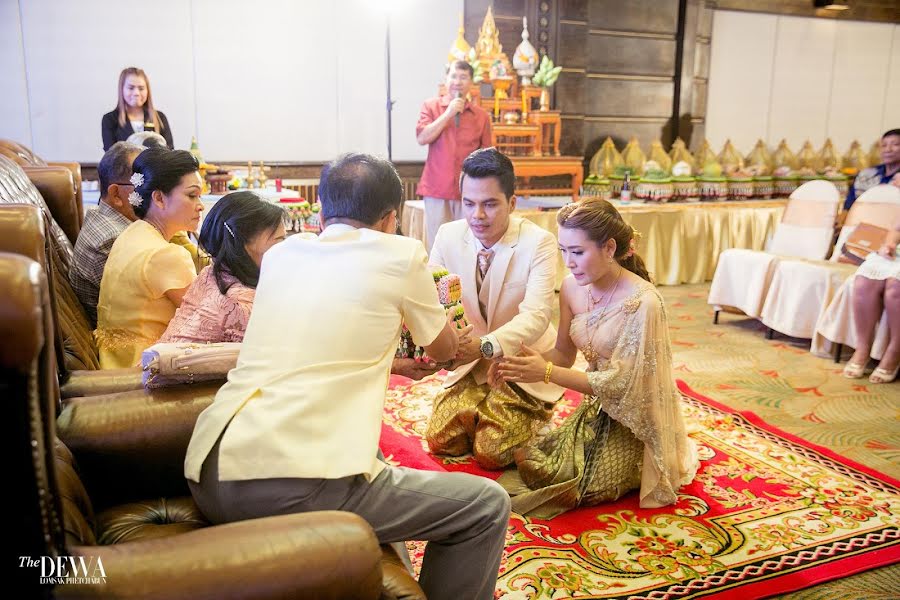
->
[[95, 147, 202, 368], [101, 67, 174, 151]]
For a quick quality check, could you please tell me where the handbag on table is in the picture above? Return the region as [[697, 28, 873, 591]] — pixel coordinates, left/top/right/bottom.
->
[[142, 342, 241, 389]]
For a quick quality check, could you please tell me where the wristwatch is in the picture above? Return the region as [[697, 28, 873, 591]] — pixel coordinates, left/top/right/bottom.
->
[[479, 336, 495, 359]]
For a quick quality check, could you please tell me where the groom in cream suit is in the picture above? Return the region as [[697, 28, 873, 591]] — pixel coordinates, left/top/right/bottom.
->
[[427, 147, 563, 469]]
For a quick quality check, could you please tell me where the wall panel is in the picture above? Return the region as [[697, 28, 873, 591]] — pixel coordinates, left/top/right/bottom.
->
[[0, 0, 31, 147]]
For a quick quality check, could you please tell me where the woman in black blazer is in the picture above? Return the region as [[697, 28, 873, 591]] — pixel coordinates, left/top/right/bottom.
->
[[101, 67, 174, 151]]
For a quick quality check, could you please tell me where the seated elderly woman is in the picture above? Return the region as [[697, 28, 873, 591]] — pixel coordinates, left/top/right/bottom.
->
[[843, 213, 900, 384], [95, 146, 203, 368], [158, 192, 286, 344]]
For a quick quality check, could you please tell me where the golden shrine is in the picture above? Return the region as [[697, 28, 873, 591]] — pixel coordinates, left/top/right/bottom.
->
[[443, 9, 582, 200]]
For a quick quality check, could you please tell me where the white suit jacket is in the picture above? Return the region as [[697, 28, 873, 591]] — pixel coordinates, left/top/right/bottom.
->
[[430, 216, 563, 403]]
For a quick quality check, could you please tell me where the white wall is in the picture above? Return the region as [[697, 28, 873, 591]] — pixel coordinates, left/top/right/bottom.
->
[[706, 10, 898, 155], [0, 0, 463, 163]]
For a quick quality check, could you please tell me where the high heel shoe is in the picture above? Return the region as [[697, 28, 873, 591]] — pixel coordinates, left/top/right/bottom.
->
[[842, 362, 866, 379], [869, 365, 899, 384]]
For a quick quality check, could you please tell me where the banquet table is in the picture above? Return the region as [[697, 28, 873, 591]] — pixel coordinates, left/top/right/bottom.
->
[[82, 186, 301, 230], [400, 198, 787, 286]]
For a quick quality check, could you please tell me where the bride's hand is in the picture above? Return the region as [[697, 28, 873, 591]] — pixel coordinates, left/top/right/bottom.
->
[[496, 343, 548, 384]]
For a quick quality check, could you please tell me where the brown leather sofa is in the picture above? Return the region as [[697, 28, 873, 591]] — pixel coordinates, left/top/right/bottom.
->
[[0, 226, 425, 598], [6, 251, 425, 600], [0, 138, 83, 242]]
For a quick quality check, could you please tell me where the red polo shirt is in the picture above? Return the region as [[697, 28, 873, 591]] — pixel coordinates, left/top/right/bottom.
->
[[416, 95, 492, 201]]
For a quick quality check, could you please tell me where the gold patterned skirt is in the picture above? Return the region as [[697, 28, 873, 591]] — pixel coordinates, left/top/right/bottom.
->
[[498, 398, 644, 519], [426, 374, 553, 470]]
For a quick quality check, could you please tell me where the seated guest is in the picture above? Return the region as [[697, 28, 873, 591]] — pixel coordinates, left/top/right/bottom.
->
[[185, 153, 509, 600], [426, 148, 563, 469], [494, 199, 699, 518], [843, 215, 900, 383], [95, 147, 202, 368], [158, 192, 286, 344], [126, 131, 168, 149], [70, 142, 143, 325], [844, 129, 899, 210]]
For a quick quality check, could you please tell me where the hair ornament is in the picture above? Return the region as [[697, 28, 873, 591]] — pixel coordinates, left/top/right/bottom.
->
[[130, 172, 144, 187], [224, 222, 236, 238], [128, 191, 143, 207], [625, 238, 637, 258]]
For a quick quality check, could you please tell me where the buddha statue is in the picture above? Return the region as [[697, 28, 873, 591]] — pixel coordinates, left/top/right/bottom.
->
[[474, 7, 511, 82]]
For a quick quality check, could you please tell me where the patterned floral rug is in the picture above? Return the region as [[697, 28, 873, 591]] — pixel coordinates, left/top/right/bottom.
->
[[383, 375, 900, 599]]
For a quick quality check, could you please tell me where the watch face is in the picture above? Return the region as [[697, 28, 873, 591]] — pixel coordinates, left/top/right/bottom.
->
[[481, 340, 494, 357]]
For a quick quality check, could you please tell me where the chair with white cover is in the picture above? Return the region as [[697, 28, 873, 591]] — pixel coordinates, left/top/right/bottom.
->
[[811, 184, 900, 362], [759, 185, 900, 340], [708, 179, 840, 322]]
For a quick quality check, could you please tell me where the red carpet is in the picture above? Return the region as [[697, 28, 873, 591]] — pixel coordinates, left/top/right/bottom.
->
[[381, 375, 900, 599]]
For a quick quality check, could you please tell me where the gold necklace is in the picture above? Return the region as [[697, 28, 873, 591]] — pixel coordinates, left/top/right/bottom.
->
[[583, 268, 622, 365]]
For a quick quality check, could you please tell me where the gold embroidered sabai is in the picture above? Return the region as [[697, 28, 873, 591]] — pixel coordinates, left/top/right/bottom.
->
[[499, 283, 699, 518]]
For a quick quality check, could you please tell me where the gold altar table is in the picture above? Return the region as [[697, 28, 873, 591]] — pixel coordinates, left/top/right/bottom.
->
[[401, 199, 787, 287]]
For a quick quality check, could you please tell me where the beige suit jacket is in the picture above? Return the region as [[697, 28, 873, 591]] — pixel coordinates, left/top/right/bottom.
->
[[430, 216, 563, 403]]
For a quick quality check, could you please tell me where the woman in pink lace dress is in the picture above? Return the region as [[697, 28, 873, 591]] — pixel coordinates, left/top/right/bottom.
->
[[160, 192, 286, 343]]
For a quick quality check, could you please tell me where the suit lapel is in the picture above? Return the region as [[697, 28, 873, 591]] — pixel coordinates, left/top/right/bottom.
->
[[485, 218, 522, 327], [460, 228, 487, 331]]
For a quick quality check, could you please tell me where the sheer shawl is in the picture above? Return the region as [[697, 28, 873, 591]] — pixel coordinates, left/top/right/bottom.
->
[[582, 284, 698, 508], [501, 283, 698, 517]]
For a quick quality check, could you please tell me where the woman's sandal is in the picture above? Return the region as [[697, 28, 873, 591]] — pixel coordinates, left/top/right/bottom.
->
[[869, 365, 899, 384], [842, 362, 866, 379]]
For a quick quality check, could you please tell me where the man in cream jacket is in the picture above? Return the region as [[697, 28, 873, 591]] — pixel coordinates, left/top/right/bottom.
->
[[427, 147, 563, 469]]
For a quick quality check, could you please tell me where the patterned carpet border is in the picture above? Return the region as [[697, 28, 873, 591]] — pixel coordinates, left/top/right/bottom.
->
[[383, 375, 900, 599], [673, 380, 900, 599]]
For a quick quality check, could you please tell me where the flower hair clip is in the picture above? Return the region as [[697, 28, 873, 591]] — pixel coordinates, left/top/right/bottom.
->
[[625, 238, 637, 258], [130, 172, 144, 187], [128, 191, 143, 207]]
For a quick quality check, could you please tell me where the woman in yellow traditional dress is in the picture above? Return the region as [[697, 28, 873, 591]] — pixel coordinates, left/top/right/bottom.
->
[[493, 198, 699, 518], [95, 146, 203, 368]]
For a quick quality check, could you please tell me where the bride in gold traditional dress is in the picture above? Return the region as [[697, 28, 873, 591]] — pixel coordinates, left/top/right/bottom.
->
[[493, 199, 699, 518]]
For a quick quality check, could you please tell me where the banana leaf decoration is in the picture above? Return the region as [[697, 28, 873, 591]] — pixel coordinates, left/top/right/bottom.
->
[[648, 139, 672, 173], [842, 140, 869, 176], [532, 55, 562, 87], [815, 138, 840, 172], [589, 137, 624, 177], [772, 139, 797, 170], [694, 139, 717, 175], [717, 139, 744, 175], [745, 139, 773, 173], [869, 140, 882, 167], [669, 137, 694, 166], [621, 137, 647, 175], [796, 140, 817, 170]]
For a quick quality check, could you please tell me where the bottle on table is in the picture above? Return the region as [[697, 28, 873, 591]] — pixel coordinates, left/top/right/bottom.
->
[[620, 172, 632, 203]]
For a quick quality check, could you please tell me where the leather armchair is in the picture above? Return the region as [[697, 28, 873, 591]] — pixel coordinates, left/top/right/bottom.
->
[[4, 252, 386, 600], [0, 138, 83, 239]]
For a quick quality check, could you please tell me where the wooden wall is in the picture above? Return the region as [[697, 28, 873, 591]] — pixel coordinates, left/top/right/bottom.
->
[[464, 0, 714, 162]]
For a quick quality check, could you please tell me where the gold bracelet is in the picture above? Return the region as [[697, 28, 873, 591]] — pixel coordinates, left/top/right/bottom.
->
[[543, 362, 553, 384]]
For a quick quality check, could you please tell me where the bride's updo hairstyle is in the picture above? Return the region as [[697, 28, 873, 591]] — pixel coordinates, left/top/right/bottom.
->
[[557, 198, 652, 282]]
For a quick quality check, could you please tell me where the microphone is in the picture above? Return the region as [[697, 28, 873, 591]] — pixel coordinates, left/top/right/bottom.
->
[[454, 91, 461, 128]]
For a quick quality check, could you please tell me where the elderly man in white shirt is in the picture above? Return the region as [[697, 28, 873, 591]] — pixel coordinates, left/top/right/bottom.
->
[[184, 153, 511, 600]]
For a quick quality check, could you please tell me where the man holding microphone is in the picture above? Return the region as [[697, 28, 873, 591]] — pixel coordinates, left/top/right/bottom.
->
[[416, 60, 493, 251]]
